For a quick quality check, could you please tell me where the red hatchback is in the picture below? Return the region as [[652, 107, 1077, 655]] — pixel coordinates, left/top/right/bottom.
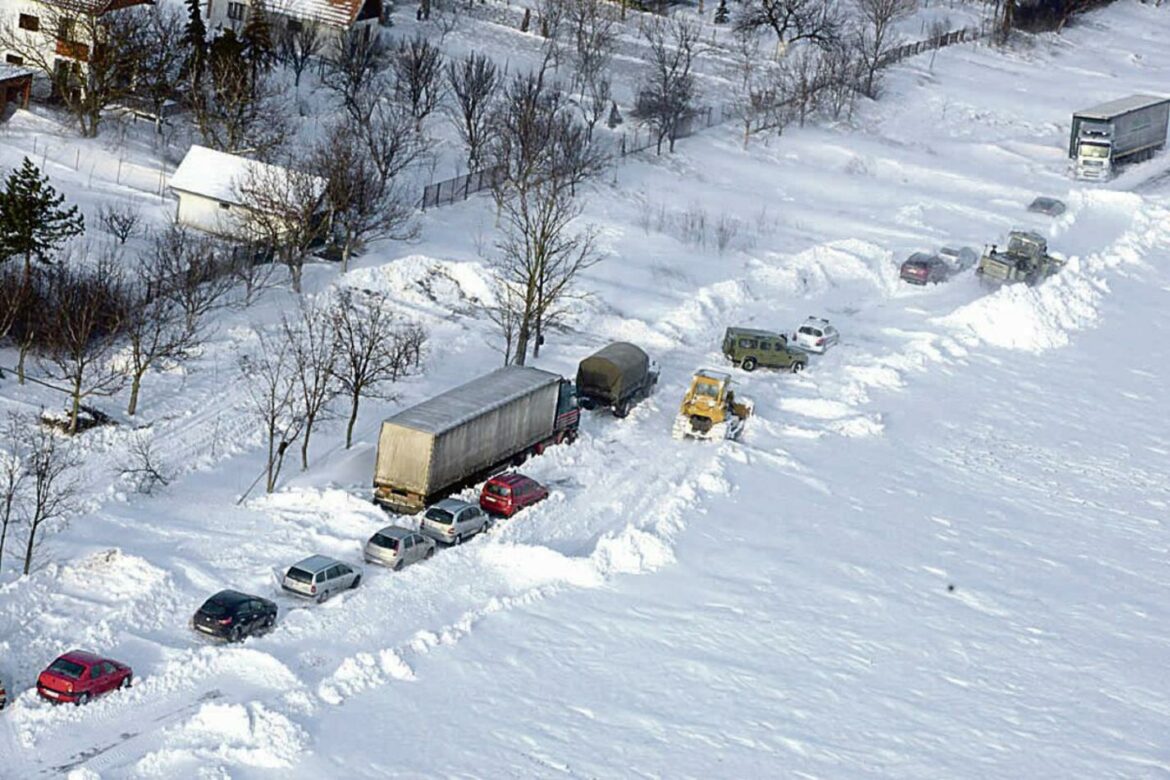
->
[[480, 473, 549, 517], [37, 650, 132, 706]]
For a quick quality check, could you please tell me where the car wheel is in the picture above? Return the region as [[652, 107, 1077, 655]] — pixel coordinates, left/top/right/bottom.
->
[[264, 615, 276, 630], [791, 361, 804, 374], [317, 590, 329, 604], [350, 575, 362, 589], [454, 534, 464, 546], [741, 357, 757, 372], [121, 675, 132, 690], [229, 626, 242, 643], [424, 547, 434, 560], [393, 559, 405, 572], [75, 693, 91, 707]]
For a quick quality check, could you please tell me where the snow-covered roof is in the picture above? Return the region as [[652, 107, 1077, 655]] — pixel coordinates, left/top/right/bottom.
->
[[385, 366, 561, 436], [169, 145, 320, 207], [0, 64, 34, 82], [271, 0, 371, 28]]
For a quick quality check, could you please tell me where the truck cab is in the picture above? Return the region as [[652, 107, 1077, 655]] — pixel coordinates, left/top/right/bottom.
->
[[1074, 128, 1114, 180]]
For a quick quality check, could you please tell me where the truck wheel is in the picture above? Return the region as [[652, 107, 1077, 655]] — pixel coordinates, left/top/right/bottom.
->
[[614, 400, 630, 418], [791, 361, 805, 374], [742, 357, 757, 372]]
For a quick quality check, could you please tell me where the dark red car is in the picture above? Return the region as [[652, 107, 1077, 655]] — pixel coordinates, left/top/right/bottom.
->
[[480, 473, 549, 517], [37, 650, 132, 706]]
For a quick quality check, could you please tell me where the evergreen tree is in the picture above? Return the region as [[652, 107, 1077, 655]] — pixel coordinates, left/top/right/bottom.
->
[[0, 159, 85, 281], [714, 0, 729, 24], [242, 0, 275, 74], [185, 0, 208, 84]]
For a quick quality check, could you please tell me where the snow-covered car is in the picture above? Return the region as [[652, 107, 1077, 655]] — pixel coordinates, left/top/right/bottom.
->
[[364, 526, 436, 570], [419, 498, 492, 545], [938, 246, 979, 271], [36, 650, 132, 706], [281, 556, 362, 603], [793, 317, 840, 354], [0, 673, 7, 711], [1027, 196, 1066, 216]]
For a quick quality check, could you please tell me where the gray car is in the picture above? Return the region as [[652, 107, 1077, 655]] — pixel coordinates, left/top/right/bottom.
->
[[364, 526, 436, 570], [281, 555, 362, 603], [418, 498, 491, 546]]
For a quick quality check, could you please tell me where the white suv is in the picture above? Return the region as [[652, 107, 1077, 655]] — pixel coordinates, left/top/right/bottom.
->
[[793, 317, 839, 354]]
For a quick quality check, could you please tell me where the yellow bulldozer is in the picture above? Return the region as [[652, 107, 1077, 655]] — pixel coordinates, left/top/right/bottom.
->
[[671, 369, 753, 441]]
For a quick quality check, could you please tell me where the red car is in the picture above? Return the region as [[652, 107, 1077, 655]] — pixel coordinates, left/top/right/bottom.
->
[[479, 473, 549, 517], [37, 650, 132, 706]]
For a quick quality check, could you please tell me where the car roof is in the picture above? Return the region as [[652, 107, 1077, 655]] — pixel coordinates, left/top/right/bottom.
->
[[905, 252, 937, 264], [208, 589, 254, 606], [432, 498, 474, 511], [58, 650, 105, 666], [375, 525, 415, 539], [803, 316, 830, 325], [726, 326, 779, 339], [489, 473, 537, 488], [290, 554, 342, 573]]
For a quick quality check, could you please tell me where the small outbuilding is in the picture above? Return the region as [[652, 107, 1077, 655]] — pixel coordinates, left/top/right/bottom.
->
[[0, 64, 33, 118], [169, 145, 323, 239]]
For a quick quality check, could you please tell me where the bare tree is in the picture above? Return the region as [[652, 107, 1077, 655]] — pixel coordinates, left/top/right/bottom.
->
[[239, 329, 303, 493], [117, 432, 173, 495], [729, 29, 788, 147], [234, 158, 326, 294], [315, 112, 420, 273], [188, 31, 291, 158], [493, 174, 602, 365], [148, 225, 236, 328], [282, 302, 340, 470], [98, 202, 143, 245], [0, 414, 27, 571], [39, 254, 130, 434], [635, 17, 704, 155], [393, 34, 445, 129], [781, 44, 827, 126], [0, 5, 148, 137], [484, 278, 524, 366], [276, 17, 324, 88], [445, 52, 501, 171], [20, 423, 80, 575], [322, 27, 390, 122], [536, 0, 568, 71], [329, 289, 426, 449], [734, 0, 842, 54], [566, 0, 617, 94], [133, 5, 189, 133], [854, 0, 916, 97]]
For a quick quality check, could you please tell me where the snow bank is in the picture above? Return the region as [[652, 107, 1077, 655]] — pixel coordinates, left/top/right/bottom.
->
[[135, 702, 307, 775]]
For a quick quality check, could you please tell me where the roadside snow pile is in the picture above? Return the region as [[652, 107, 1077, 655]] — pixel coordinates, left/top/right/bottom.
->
[[317, 649, 416, 706], [591, 526, 675, 576], [342, 254, 493, 311], [480, 542, 603, 590], [135, 702, 307, 775], [752, 239, 899, 299], [58, 549, 168, 604]]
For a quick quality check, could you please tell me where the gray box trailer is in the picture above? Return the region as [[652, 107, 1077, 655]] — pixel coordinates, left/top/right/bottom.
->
[[374, 366, 579, 513], [1070, 95, 1170, 180]]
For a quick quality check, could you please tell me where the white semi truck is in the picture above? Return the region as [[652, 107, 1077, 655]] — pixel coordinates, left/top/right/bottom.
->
[[1070, 95, 1170, 180]]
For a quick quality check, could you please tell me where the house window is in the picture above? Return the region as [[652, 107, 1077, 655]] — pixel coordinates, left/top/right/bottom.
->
[[287, 18, 302, 32], [227, 2, 246, 20], [5, 54, 23, 65], [57, 17, 76, 41], [219, 202, 232, 210], [18, 13, 40, 31]]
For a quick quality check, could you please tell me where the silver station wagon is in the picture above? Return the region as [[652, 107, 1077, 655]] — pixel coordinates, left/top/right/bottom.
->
[[281, 555, 362, 603], [364, 526, 436, 570]]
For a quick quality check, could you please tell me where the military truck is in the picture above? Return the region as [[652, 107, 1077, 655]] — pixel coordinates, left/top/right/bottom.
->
[[722, 327, 808, 373], [373, 366, 579, 513], [976, 230, 1063, 286], [576, 342, 659, 418]]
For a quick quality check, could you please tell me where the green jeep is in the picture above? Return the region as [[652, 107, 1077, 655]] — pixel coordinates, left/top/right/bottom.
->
[[722, 327, 808, 373]]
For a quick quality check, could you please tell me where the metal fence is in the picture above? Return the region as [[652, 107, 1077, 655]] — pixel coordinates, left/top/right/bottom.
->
[[880, 26, 986, 67], [420, 165, 506, 210]]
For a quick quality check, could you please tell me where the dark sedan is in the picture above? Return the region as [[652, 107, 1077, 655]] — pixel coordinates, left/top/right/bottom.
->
[[192, 590, 277, 643], [900, 252, 952, 285]]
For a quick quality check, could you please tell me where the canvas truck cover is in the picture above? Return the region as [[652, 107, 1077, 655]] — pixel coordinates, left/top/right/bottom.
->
[[576, 342, 650, 406], [375, 366, 562, 500]]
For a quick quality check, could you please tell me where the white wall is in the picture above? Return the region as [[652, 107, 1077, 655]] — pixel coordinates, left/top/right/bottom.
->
[[175, 191, 247, 237]]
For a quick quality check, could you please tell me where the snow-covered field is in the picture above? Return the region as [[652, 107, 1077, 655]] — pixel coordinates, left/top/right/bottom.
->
[[3, 1, 1170, 776]]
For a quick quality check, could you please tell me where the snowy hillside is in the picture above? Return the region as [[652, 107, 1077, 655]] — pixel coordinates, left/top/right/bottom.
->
[[2, 0, 1170, 777]]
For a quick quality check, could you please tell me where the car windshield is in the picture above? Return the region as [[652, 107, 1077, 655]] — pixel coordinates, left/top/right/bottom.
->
[[486, 484, 511, 497], [286, 567, 313, 583], [200, 599, 229, 617], [371, 534, 399, 550], [425, 508, 454, 525], [1079, 143, 1109, 159], [694, 382, 719, 398], [799, 326, 822, 337], [49, 658, 85, 679]]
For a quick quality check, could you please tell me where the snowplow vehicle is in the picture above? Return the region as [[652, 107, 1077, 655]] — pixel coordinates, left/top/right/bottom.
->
[[672, 370, 753, 441], [976, 230, 1064, 286]]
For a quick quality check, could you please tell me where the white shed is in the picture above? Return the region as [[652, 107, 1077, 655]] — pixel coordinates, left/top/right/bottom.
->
[[169, 145, 321, 239]]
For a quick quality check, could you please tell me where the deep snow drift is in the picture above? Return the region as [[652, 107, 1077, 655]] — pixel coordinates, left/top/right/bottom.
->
[[2, 1, 1170, 777]]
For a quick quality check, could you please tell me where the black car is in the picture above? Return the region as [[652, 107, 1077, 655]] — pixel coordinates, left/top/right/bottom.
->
[[192, 590, 277, 642], [900, 252, 951, 285]]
